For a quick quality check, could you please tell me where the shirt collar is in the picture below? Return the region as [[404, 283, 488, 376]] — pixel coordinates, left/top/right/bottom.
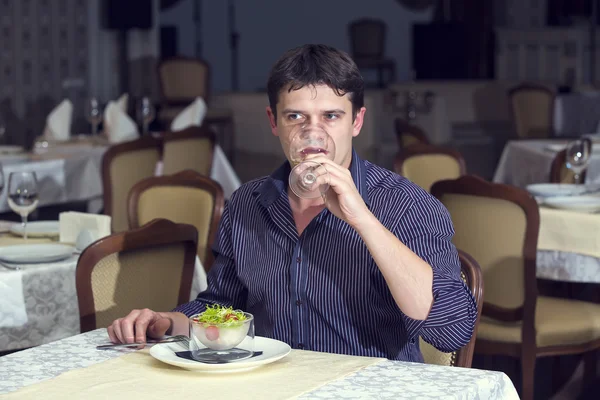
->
[[253, 148, 370, 208]]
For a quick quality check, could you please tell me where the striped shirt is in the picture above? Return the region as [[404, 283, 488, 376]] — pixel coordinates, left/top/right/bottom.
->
[[174, 149, 477, 362]]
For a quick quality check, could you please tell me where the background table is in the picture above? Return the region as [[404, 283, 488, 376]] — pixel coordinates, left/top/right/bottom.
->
[[0, 329, 520, 399]]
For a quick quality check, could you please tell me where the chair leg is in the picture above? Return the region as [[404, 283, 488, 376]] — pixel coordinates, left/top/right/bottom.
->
[[521, 353, 536, 400]]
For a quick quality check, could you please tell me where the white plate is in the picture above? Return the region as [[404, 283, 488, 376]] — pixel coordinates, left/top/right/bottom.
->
[[0, 243, 74, 264], [149, 336, 291, 373], [0, 145, 24, 154], [543, 196, 600, 213], [526, 183, 600, 198], [10, 221, 60, 238]]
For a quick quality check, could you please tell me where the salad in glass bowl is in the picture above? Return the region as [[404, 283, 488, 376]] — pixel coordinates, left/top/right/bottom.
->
[[190, 305, 254, 351]]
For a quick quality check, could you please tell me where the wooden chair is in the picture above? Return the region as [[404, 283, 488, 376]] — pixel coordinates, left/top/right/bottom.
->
[[348, 18, 396, 88], [162, 125, 215, 176], [157, 57, 210, 126], [128, 170, 224, 270], [76, 219, 198, 333], [420, 249, 484, 368], [431, 175, 600, 400], [508, 83, 555, 139], [394, 144, 466, 192], [550, 149, 588, 183], [101, 136, 162, 232], [394, 118, 430, 150]]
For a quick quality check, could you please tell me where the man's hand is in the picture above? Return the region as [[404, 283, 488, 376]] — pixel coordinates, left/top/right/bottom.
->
[[307, 155, 372, 228], [107, 309, 188, 345]]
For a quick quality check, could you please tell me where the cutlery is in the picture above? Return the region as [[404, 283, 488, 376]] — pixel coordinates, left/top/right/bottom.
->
[[96, 335, 189, 350]]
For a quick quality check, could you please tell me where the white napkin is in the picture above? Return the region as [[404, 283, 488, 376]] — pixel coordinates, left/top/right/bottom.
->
[[170, 97, 207, 131], [0, 271, 28, 328], [59, 212, 111, 245], [44, 99, 73, 141], [103, 102, 139, 144], [116, 93, 129, 113]]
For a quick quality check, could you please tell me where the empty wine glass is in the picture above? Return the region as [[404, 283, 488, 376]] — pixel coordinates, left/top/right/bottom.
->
[[85, 97, 102, 136], [8, 172, 39, 240], [138, 97, 155, 136], [566, 138, 592, 184], [288, 124, 336, 199]]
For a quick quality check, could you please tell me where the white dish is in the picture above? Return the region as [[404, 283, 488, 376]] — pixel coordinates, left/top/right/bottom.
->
[[0, 145, 25, 154], [526, 183, 600, 198], [10, 221, 60, 238], [149, 336, 291, 373], [543, 196, 600, 213], [0, 243, 74, 264]]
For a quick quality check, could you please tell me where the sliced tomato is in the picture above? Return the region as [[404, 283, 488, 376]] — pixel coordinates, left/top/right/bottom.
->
[[224, 313, 239, 321], [205, 325, 219, 341]]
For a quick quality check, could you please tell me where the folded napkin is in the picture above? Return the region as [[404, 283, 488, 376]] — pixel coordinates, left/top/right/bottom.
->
[[44, 99, 73, 141], [0, 270, 28, 328], [59, 212, 111, 245], [170, 97, 207, 131], [116, 93, 129, 113], [103, 102, 139, 144]]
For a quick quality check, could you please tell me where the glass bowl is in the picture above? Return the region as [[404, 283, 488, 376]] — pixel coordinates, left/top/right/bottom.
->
[[189, 312, 254, 351]]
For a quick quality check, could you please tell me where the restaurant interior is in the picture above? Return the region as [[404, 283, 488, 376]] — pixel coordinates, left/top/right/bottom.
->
[[2, 0, 600, 399]]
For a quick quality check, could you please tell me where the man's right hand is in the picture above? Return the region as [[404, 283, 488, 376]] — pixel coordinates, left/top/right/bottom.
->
[[107, 309, 186, 344]]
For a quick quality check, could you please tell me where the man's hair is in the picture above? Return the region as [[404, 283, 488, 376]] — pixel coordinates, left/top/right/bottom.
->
[[267, 44, 364, 120]]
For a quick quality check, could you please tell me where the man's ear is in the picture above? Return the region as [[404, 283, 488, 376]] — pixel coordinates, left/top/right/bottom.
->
[[266, 106, 278, 136]]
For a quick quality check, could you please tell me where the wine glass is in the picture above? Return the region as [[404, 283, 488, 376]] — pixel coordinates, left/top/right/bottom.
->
[[566, 138, 592, 184], [138, 97, 155, 136], [8, 172, 39, 240], [85, 97, 102, 136], [288, 124, 336, 199]]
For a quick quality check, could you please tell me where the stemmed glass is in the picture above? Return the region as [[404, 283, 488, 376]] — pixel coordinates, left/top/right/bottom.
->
[[7, 172, 39, 240], [85, 97, 103, 137], [566, 138, 592, 184], [288, 124, 336, 199], [138, 97, 155, 136]]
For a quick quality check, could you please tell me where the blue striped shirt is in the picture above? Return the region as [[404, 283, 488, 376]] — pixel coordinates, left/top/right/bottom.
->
[[174, 149, 477, 362]]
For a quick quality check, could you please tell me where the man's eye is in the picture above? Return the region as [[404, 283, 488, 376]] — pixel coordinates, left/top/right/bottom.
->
[[325, 113, 339, 120], [288, 113, 303, 120]]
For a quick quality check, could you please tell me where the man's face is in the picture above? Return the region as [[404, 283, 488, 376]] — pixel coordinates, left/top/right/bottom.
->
[[267, 84, 366, 168]]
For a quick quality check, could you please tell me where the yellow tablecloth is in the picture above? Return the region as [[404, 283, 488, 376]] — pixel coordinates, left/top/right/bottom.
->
[[538, 207, 600, 259], [0, 349, 384, 400]]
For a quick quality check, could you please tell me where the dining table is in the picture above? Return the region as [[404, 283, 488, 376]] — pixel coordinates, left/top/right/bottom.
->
[[0, 230, 207, 353], [0, 328, 520, 399]]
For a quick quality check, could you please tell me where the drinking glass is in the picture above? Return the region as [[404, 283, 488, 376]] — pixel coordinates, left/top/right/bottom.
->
[[566, 138, 592, 184], [288, 124, 336, 199], [138, 97, 155, 136], [8, 172, 39, 240], [85, 97, 102, 136]]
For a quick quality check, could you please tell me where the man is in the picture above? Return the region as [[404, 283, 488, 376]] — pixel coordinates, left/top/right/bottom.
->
[[108, 44, 477, 362]]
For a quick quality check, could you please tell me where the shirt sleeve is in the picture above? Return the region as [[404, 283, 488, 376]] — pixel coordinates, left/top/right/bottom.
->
[[172, 204, 248, 316], [393, 195, 478, 353]]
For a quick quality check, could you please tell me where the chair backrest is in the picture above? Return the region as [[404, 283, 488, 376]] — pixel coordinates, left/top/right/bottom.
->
[[76, 219, 198, 332], [508, 83, 555, 139], [128, 170, 224, 270], [395, 118, 430, 150], [420, 249, 484, 368], [550, 149, 587, 183], [394, 144, 466, 192], [349, 18, 386, 59], [162, 125, 215, 176], [102, 137, 162, 232], [431, 175, 539, 328], [158, 57, 210, 105]]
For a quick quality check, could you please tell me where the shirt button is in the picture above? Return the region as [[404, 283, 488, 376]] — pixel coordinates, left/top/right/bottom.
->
[[295, 300, 302, 306], [297, 343, 305, 349]]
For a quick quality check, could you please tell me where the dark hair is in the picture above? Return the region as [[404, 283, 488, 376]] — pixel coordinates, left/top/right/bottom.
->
[[267, 44, 364, 120]]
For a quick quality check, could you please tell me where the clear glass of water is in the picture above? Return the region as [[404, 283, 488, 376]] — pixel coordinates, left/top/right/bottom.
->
[[566, 138, 592, 184], [85, 97, 103, 137], [138, 97, 155, 136], [8, 172, 39, 240]]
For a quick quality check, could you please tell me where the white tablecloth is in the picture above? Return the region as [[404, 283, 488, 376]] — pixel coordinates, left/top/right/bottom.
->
[[493, 139, 600, 188], [0, 253, 207, 352], [0, 329, 520, 399]]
